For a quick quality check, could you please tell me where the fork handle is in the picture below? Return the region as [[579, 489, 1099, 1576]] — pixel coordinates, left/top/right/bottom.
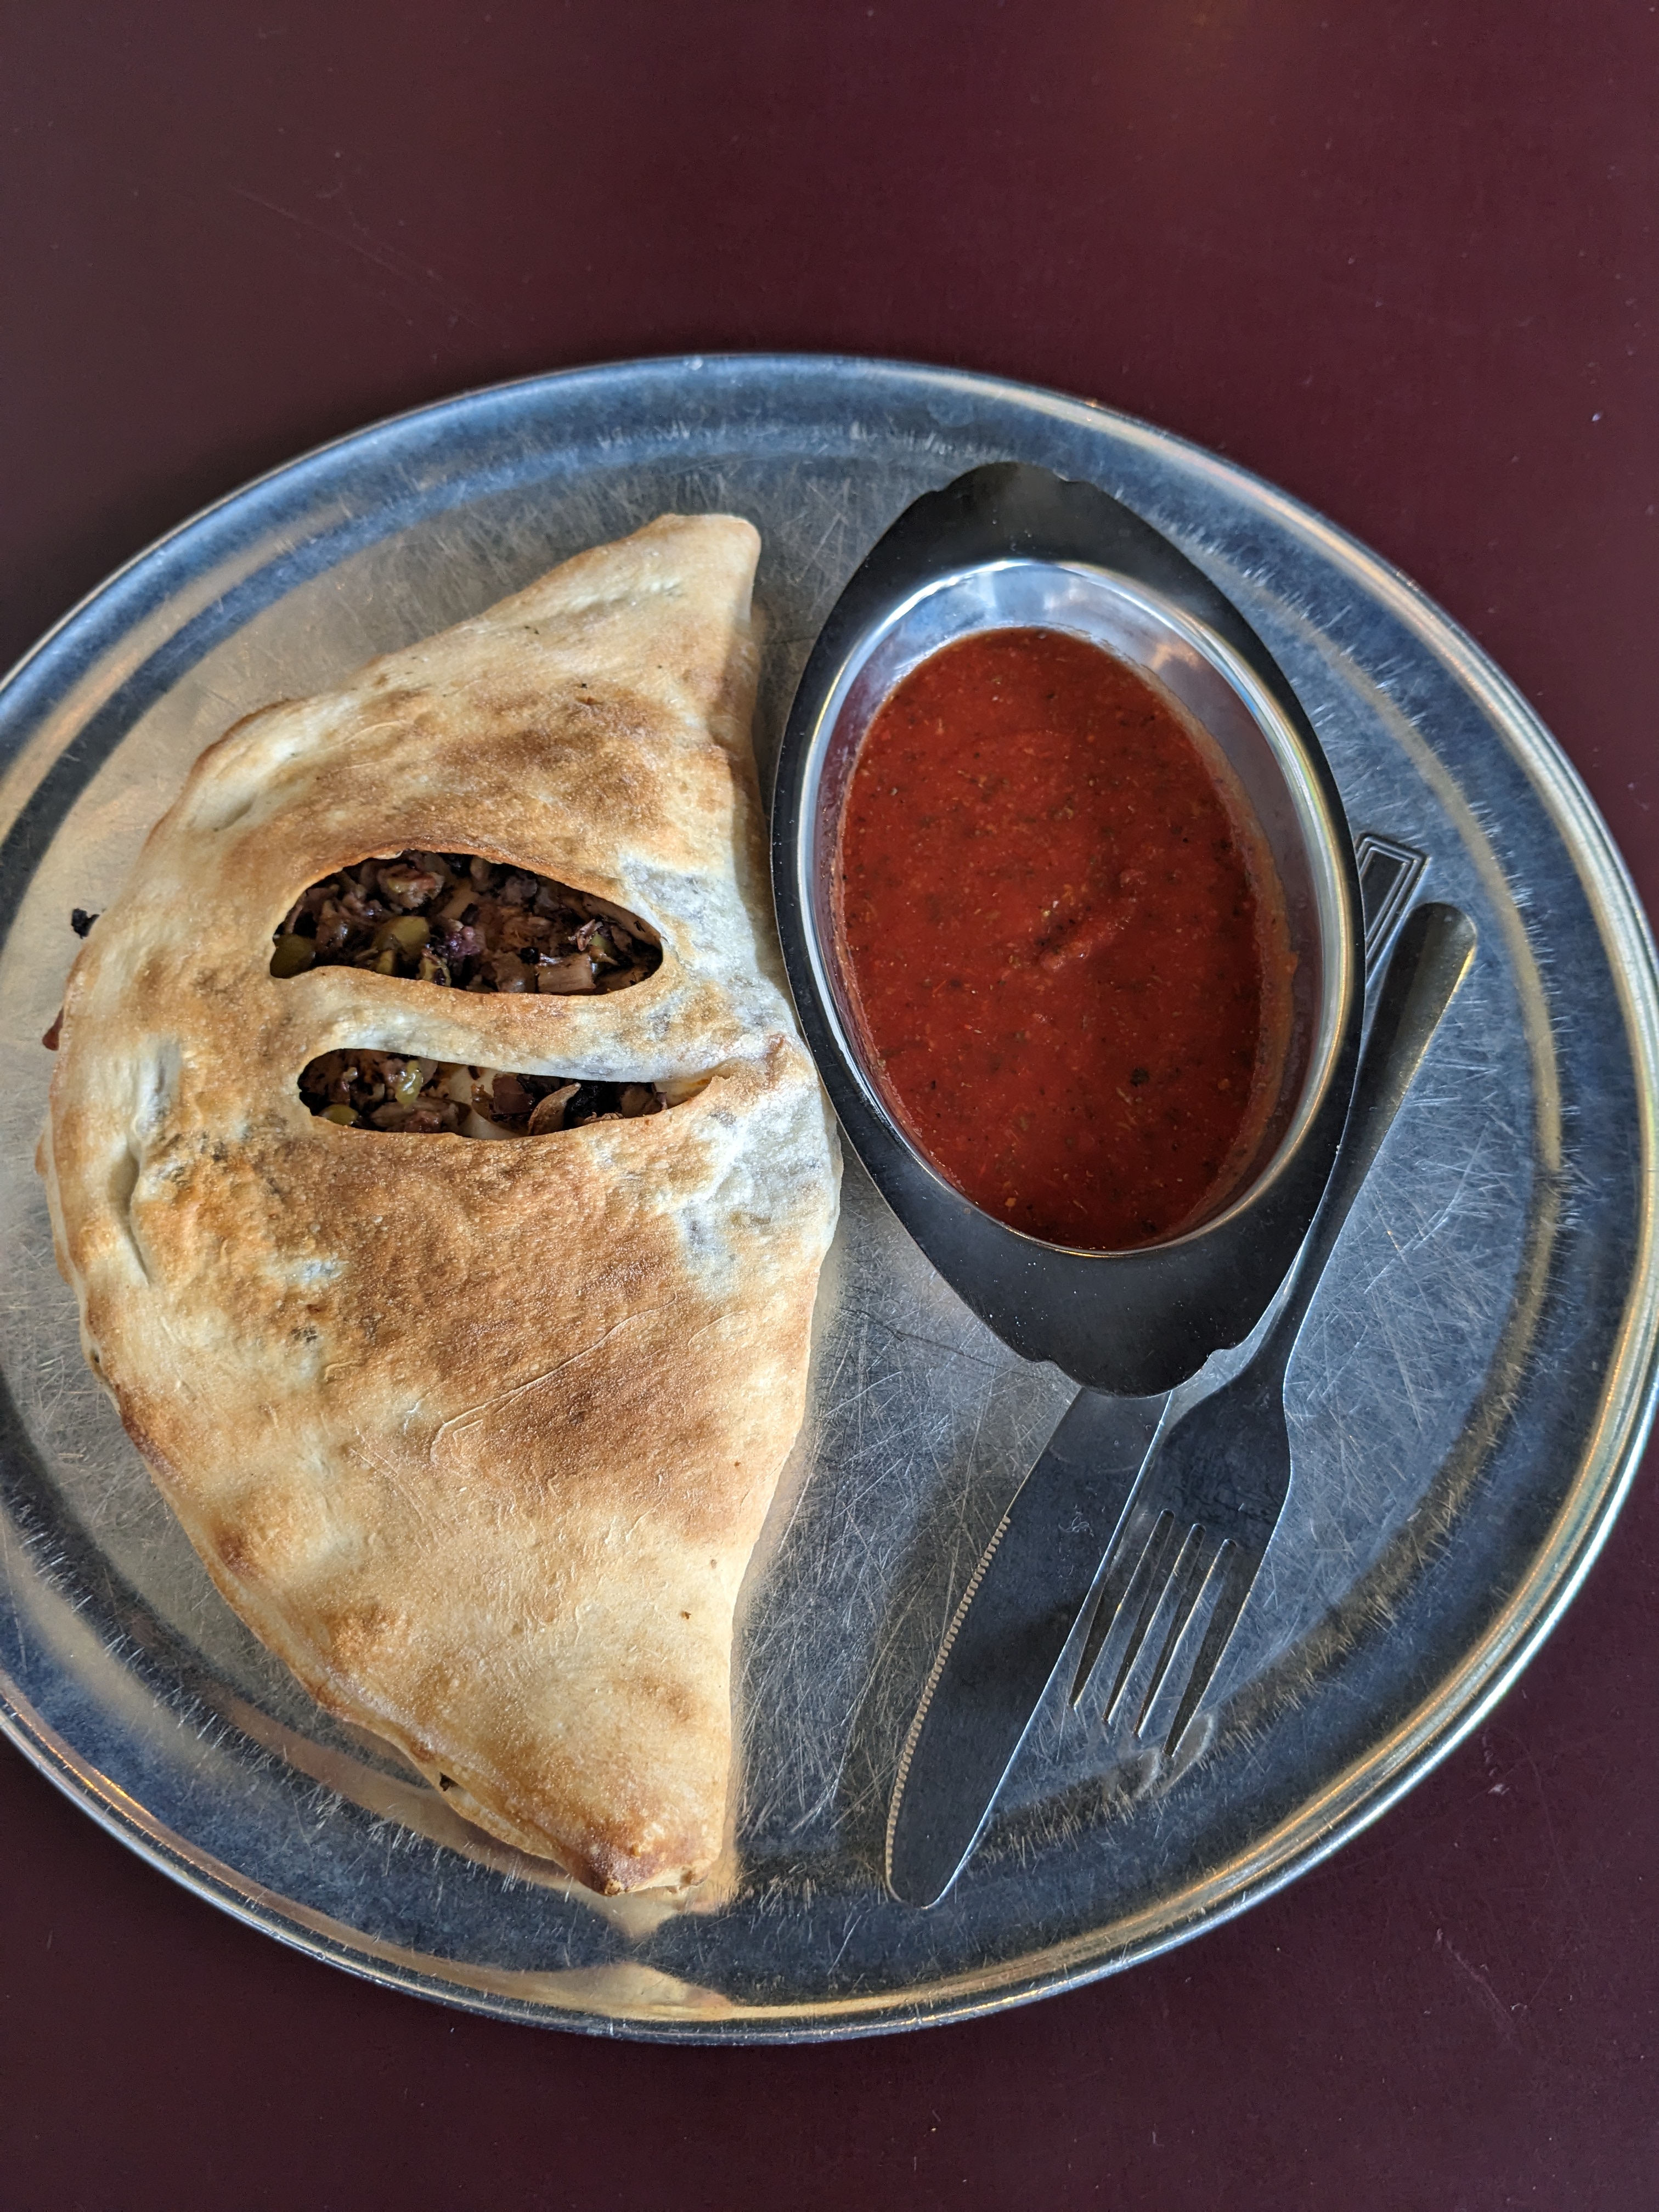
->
[[1259, 901, 1476, 1370]]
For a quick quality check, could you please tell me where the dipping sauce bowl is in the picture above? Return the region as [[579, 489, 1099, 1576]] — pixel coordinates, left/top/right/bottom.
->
[[772, 463, 1365, 1396]]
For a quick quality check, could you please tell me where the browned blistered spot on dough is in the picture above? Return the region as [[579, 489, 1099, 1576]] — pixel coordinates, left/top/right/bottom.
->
[[633, 1673, 698, 1730], [578, 1830, 699, 1898], [324, 1601, 413, 1671], [217, 1533, 252, 1578]]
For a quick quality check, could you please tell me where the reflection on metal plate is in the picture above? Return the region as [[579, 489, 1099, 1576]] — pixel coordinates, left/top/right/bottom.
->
[[0, 358, 1655, 2040]]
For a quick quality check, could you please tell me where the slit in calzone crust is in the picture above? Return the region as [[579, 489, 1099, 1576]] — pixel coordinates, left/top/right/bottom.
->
[[38, 514, 841, 1897]]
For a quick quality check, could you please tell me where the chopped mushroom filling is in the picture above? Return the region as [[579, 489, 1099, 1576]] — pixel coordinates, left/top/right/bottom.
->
[[270, 850, 661, 994], [298, 1052, 709, 1136]]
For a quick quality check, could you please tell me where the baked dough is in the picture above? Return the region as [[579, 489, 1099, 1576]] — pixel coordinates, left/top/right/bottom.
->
[[39, 514, 840, 1895]]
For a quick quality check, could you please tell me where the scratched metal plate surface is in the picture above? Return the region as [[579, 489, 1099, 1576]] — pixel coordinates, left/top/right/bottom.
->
[[0, 358, 1655, 2040]]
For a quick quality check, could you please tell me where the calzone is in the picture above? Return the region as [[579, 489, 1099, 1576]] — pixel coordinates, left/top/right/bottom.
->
[[39, 514, 839, 1895]]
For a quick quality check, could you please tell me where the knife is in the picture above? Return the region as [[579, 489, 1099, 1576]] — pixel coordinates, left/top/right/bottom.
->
[[885, 1386, 1166, 1906]]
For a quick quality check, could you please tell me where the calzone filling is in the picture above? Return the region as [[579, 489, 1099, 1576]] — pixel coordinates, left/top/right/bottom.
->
[[275, 849, 704, 1135]]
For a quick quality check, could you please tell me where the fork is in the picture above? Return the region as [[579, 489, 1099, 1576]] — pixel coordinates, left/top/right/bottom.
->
[[1069, 899, 1478, 1763]]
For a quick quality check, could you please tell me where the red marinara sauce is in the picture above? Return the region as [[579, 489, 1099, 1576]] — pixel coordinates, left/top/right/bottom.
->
[[834, 627, 1293, 1251]]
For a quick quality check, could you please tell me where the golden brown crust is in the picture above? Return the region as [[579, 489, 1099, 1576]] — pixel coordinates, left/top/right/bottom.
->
[[40, 514, 840, 1894]]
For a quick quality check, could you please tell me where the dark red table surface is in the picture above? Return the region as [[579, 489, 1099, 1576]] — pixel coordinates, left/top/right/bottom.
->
[[3, 5, 1656, 2205]]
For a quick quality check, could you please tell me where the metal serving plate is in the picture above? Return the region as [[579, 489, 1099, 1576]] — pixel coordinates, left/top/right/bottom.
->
[[1, 356, 1655, 2040]]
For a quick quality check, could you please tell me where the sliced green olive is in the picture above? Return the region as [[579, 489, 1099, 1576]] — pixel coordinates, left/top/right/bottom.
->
[[389, 1061, 425, 1105], [322, 1103, 359, 1126], [373, 947, 399, 975], [269, 933, 317, 978], [373, 914, 430, 954]]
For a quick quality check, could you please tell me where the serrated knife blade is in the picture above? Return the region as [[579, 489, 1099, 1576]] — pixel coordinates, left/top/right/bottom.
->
[[884, 1387, 1166, 1908]]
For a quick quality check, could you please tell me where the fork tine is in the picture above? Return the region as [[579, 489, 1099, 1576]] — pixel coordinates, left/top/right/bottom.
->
[[1100, 1511, 1190, 1728], [1156, 1541, 1257, 1758], [1132, 1526, 1228, 1737], [1068, 1500, 1164, 1709]]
